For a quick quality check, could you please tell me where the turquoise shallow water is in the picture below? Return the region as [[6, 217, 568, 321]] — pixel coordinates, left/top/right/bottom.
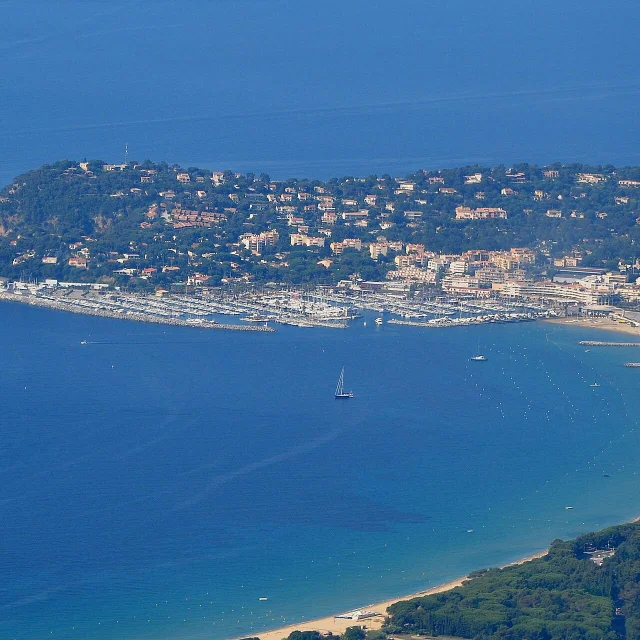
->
[[2, 302, 640, 639]]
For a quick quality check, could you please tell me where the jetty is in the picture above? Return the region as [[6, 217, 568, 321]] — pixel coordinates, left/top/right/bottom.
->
[[388, 312, 542, 328], [0, 291, 275, 332], [579, 341, 640, 347]]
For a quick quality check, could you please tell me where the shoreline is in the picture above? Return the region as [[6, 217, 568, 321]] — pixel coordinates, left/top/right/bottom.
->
[[250, 514, 640, 640], [544, 316, 640, 337], [238, 550, 549, 640]]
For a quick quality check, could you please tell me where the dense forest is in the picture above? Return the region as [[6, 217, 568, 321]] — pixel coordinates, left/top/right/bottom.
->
[[383, 522, 640, 639], [1, 160, 639, 288], [262, 523, 640, 640]]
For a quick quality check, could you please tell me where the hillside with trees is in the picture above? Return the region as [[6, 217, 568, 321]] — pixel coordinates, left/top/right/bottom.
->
[[1, 160, 640, 289], [383, 522, 640, 639], [264, 523, 640, 640]]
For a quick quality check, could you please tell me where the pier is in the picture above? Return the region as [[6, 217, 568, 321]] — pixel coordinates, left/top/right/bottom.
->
[[1, 282, 557, 331], [388, 312, 542, 328], [579, 341, 640, 347], [0, 291, 275, 332]]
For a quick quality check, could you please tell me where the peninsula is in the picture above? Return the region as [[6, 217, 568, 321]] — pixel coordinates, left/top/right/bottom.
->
[[1, 160, 640, 330]]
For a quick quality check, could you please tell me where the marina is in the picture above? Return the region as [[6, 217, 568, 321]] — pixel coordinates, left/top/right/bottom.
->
[[0, 290, 275, 332], [0, 282, 559, 333]]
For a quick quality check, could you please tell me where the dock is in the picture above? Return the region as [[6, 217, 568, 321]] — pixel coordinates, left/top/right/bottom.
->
[[579, 341, 640, 347], [0, 291, 275, 332], [1, 282, 558, 331]]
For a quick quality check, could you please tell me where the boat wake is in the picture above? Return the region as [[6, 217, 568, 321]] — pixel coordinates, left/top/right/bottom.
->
[[175, 427, 346, 510]]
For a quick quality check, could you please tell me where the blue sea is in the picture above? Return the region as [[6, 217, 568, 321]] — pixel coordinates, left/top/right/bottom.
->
[[2, 0, 640, 186], [3, 1, 640, 637], [2, 302, 640, 640]]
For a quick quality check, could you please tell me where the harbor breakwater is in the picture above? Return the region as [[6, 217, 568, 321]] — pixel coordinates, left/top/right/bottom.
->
[[0, 291, 275, 332], [579, 341, 640, 347]]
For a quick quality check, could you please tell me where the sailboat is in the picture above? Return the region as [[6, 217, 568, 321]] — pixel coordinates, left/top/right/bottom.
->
[[590, 377, 601, 388], [470, 343, 487, 361], [335, 367, 354, 399]]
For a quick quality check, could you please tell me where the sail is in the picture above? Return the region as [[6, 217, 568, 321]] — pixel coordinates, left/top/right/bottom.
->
[[335, 367, 353, 398], [335, 368, 345, 396]]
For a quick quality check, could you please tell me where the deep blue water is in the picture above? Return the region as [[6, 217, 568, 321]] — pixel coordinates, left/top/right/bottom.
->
[[2, 302, 640, 639], [1, 0, 640, 186], [3, 2, 640, 637]]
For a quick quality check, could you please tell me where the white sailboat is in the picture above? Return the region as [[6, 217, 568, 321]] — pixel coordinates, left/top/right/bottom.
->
[[470, 343, 487, 361], [335, 367, 354, 399]]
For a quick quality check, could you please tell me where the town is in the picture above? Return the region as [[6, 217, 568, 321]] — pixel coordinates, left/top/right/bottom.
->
[[1, 160, 640, 328]]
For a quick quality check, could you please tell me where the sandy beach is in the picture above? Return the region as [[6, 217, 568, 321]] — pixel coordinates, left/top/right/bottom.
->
[[242, 551, 548, 640], [545, 316, 640, 337]]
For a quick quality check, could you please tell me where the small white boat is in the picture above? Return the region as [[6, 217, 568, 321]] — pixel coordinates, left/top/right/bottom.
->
[[375, 317, 383, 325], [470, 354, 487, 362], [565, 506, 573, 510], [259, 597, 268, 601], [80, 340, 88, 345]]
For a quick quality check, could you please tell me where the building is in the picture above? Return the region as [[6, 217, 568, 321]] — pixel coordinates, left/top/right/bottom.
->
[[342, 210, 369, 221], [455, 206, 507, 220], [330, 238, 362, 255], [449, 260, 468, 275], [321, 212, 337, 225], [576, 173, 607, 184], [290, 234, 326, 248], [387, 267, 437, 283], [369, 243, 388, 260], [501, 281, 616, 305], [394, 254, 415, 268], [240, 230, 279, 255]]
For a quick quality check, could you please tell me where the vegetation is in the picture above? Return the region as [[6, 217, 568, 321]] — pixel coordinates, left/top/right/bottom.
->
[[1, 160, 640, 289], [384, 522, 640, 639], [269, 524, 640, 640]]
